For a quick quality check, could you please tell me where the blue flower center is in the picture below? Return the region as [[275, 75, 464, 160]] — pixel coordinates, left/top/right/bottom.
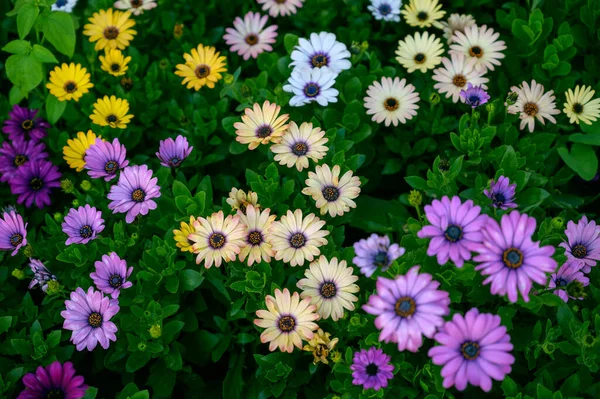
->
[[503, 248, 523, 269], [55, 0, 68, 6], [461, 341, 480, 360], [79, 225, 93, 238], [572, 244, 587, 259], [10, 233, 23, 247], [468, 95, 481, 105], [379, 4, 391, 15], [311, 53, 328, 68], [394, 296, 416, 317], [109, 274, 123, 288], [444, 224, 463, 243], [105, 160, 118, 173], [556, 278, 568, 287], [374, 250, 388, 266], [46, 388, 65, 399], [493, 192, 506, 205], [365, 363, 379, 376], [169, 157, 182, 167], [304, 83, 320, 98]]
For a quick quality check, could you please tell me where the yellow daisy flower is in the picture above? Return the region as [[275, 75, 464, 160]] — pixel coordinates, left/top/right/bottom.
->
[[396, 31, 444, 73], [175, 44, 227, 91], [173, 216, 196, 253], [237, 205, 276, 266], [303, 329, 339, 365], [99, 49, 131, 77], [234, 101, 290, 150], [226, 187, 260, 214], [401, 0, 446, 28], [563, 85, 600, 125], [90, 95, 134, 129], [63, 130, 101, 172], [46, 63, 94, 102], [83, 8, 137, 51]]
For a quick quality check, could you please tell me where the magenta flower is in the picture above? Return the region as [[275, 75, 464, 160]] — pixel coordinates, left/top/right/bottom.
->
[[224, 11, 278, 60], [84, 138, 129, 181], [429, 308, 515, 392], [61, 205, 105, 245], [417, 196, 488, 267], [559, 215, 600, 273], [2, 104, 50, 142], [28, 259, 57, 292], [459, 83, 491, 108], [107, 165, 161, 223], [549, 260, 589, 302], [472, 210, 556, 302], [90, 252, 133, 299], [352, 233, 405, 277], [9, 159, 61, 209], [155, 135, 193, 168], [17, 360, 88, 399], [0, 209, 28, 256], [350, 347, 394, 391], [363, 266, 450, 352], [61, 287, 119, 351], [0, 139, 48, 183], [483, 176, 517, 210]]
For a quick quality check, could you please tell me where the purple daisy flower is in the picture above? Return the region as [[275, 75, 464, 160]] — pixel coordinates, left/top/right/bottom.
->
[[558, 216, 600, 273], [0, 209, 28, 256], [363, 266, 450, 352], [0, 139, 48, 182], [350, 347, 394, 391], [472, 210, 556, 303], [483, 176, 517, 210], [17, 360, 88, 399], [107, 165, 161, 223], [417, 196, 488, 267], [28, 259, 57, 292], [549, 261, 589, 302], [9, 159, 61, 209], [90, 252, 133, 299], [460, 83, 491, 108], [156, 135, 193, 168], [84, 138, 129, 181], [61, 205, 105, 245], [428, 308, 515, 392], [352, 234, 406, 277], [60, 287, 119, 351], [2, 104, 50, 142]]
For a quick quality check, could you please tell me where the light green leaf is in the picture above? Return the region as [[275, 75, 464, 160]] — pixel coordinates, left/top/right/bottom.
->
[[32, 44, 58, 63], [41, 12, 76, 57], [2, 40, 32, 55], [17, 4, 39, 40], [557, 144, 598, 181], [6, 53, 43, 93], [45, 94, 67, 124]]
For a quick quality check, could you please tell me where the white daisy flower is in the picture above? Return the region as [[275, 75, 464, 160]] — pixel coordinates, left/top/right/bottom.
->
[[114, 0, 157, 15], [302, 164, 361, 218], [440, 13, 476, 44], [297, 255, 360, 321], [507, 80, 560, 133], [364, 76, 420, 126], [270, 121, 329, 172], [290, 32, 351, 74], [269, 209, 329, 267], [395, 31, 444, 73], [52, 0, 78, 12], [432, 53, 489, 103], [367, 0, 402, 22], [226, 187, 260, 214], [563, 85, 600, 125], [223, 11, 278, 61], [237, 205, 276, 266], [449, 24, 506, 73], [256, 0, 305, 18], [283, 67, 339, 107], [401, 0, 445, 28]]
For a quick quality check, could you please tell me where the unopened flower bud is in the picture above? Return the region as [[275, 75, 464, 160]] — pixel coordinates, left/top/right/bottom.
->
[[80, 180, 92, 191], [23, 244, 34, 258], [72, 199, 80, 207], [53, 213, 63, 222], [12, 268, 25, 280], [566, 280, 586, 299], [120, 77, 133, 91], [438, 158, 450, 172], [131, 232, 139, 240], [505, 91, 518, 106], [223, 74, 234, 85], [330, 350, 342, 363], [542, 342, 555, 355], [61, 179, 75, 194], [173, 23, 184, 39], [159, 59, 169, 70], [46, 280, 61, 295], [149, 324, 162, 339], [429, 92, 441, 105], [582, 334, 596, 348], [408, 190, 422, 208], [138, 342, 147, 352], [551, 216, 564, 230]]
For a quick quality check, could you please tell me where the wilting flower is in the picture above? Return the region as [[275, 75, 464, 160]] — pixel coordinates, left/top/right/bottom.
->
[[283, 67, 339, 107], [173, 216, 196, 253], [85, 138, 129, 181], [2, 105, 50, 142], [0, 209, 27, 256], [237, 205, 276, 266], [440, 13, 476, 44], [350, 347, 394, 391], [61, 205, 105, 245], [256, 0, 305, 17], [302, 164, 361, 217], [429, 308, 515, 392], [83, 8, 137, 51], [254, 288, 319, 353], [270, 121, 328, 171], [460, 83, 490, 108], [99, 49, 131, 76], [90, 252, 133, 299], [433, 54, 488, 103], [114, 0, 157, 15], [156, 135, 193, 167], [290, 32, 351, 74], [364, 77, 420, 126], [63, 130, 100, 172], [484, 175, 517, 210], [47, 63, 94, 102], [28, 259, 57, 293], [175, 44, 227, 91], [90, 95, 134, 129], [549, 261, 589, 302], [395, 31, 444, 73], [507, 80, 560, 133], [353, 234, 405, 277], [226, 187, 260, 213], [107, 165, 161, 223], [449, 25, 506, 73], [0, 139, 48, 183], [303, 328, 339, 365], [559, 215, 600, 273], [368, 0, 401, 22], [17, 361, 88, 399], [224, 11, 278, 60], [401, 0, 445, 28], [563, 85, 600, 125], [234, 101, 289, 150], [51, 0, 78, 12], [10, 160, 61, 209]]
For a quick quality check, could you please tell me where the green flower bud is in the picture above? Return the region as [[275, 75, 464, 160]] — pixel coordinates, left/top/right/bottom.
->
[[438, 158, 450, 172], [12, 268, 25, 280], [23, 244, 34, 258], [330, 350, 342, 363], [429, 92, 441, 105], [542, 342, 555, 355], [149, 324, 162, 339], [131, 233, 139, 240], [349, 315, 361, 326], [159, 59, 169, 70], [566, 280, 586, 299], [505, 91, 518, 106], [173, 23, 184, 40], [551, 216, 564, 230], [46, 280, 61, 295], [582, 334, 596, 348], [61, 179, 75, 194], [223, 73, 234, 85], [144, 310, 151, 318], [120, 77, 133, 92], [53, 213, 63, 222], [408, 190, 422, 208], [80, 180, 92, 192], [138, 342, 147, 352], [240, 85, 252, 98], [485, 102, 495, 114], [72, 199, 80, 207]]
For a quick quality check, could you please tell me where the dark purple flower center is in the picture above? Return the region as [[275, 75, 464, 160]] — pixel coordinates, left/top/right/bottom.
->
[[105, 161, 118, 173], [88, 312, 102, 328], [378, 3, 391, 15], [468, 95, 482, 106], [572, 244, 587, 259], [365, 363, 379, 376], [414, 53, 426, 63], [80, 225, 93, 238], [374, 250, 388, 266], [103, 26, 120, 40], [106, 115, 118, 124], [21, 119, 34, 131], [394, 296, 416, 317], [195, 64, 210, 79], [131, 0, 143, 7], [55, 0, 68, 6], [322, 186, 340, 202], [304, 83, 320, 98], [278, 315, 295, 332], [245, 34, 259, 45], [556, 278, 568, 287], [248, 230, 263, 245], [320, 281, 337, 298], [289, 232, 306, 248], [311, 53, 328, 68], [444, 225, 463, 243], [493, 192, 506, 206], [384, 97, 399, 111], [109, 274, 123, 288], [14, 154, 27, 166], [417, 11, 428, 21], [469, 46, 483, 57], [30, 177, 43, 191], [110, 63, 121, 72], [502, 248, 523, 269], [572, 103, 584, 114], [169, 157, 182, 167], [292, 142, 308, 156], [256, 124, 273, 138], [461, 341, 480, 360], [209, 232, 226, 249], [131, 189, 146, 202], [46, 388, 65, 399], [10, 233, 23, 247]]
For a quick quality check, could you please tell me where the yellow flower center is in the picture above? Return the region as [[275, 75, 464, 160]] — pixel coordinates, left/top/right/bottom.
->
[[278, 315, 295, 332], [209, 232, 226, 249], [523, 102, 539, 116], [14, 154, 27, 166], [88, 312, 103, 328], [289, 233, 306, 248], [21, 119, 33, 130], [452, 74, 467, 88], [248, 231, 262, 245], [131, 188, 146, 202], [292, 142, 308, 156]]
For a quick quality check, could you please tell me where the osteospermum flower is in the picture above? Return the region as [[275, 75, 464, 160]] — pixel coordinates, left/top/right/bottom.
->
[[449, 25, 506, 73], [549, 261, 589, 302], [472, 210, 557, 302], [256, 0, 304, 17], [61, 205, 105, 246], [63, 130, 100, 172], [83, 8, 137, 51], [223, 12, 278, 60], [290, 32, 351, 74], [283, 67, 339, 107], [440, 14, 476, 44], [417, 196, 488, 267], [156, 135, 193, 167], [432, 54, 488, 103], [28, 259, 57, 293], [90, 95, 134, 129], [173, 216, 196, 253], [61, 287, 120, 351], [368, 0, 402, 22], [302, 164, 361, 217], [350, 347, 394, 391], [353, 234, 405, 277], [395, 31, 444, 73], [303, 329, 339, 365], [401, 0, 445, 28], [237, 205, 276, 266], [17, 361, 88, 399], [85, 138, 129, 181], [234, 101, 290, 150], [460, 83, 490, 108], [364, 77, 420, 126], [188, 210, 247, 268], [2, 105, 50, 142], [254, 288, 319, 353], [175, 44, 227, 91], [297, 255, 359, 321], [90, 252, 133, 299], [99, 49, 131, 77], [51, 0, 78, 12], [507, 80, 560, 133], [559, 216, 600, 273], [10, 160, 61, 209], [107, 165, 161, 223], [0, 139, 48, 183], [114, 0, 157, 15], [484, 176, 517, 210], [0, 210, 27, 256], [226, 187, 260, 213], [563, 85, 600, 125], [429, 308, 515, 392], [46, 63, 94, 102], [270, 121, 328, 172]]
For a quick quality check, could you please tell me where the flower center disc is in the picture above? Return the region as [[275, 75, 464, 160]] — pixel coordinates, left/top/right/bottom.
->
[[21, 119, 33, 130], [374, 250, 388, 266], [417, 11, 428, 21], [414, 53, 426, 64], [452, 74, 467, 88], [523, 102, 539, 116], [131, 0, 143, 7], [311, 53, 328, 68], [88, 312, 103, 328], [469, 46, 483, 57], [384, 97, 399, 111], [278, 315, 295, 332], [245, 34, 259, 45], [572, 103, 584, 114], [46, 388, 65, 399], [289, 233, 306, 248], [322, 186, 340, 202], [10, 233, 23, 247], [106, 115, 118, 124], [444, 224, 463, 243], [80, 225, 93, 238], [111, 63, 121, 72], [104, 27, 120, 40], [304, 83, 320, 97], [64, 81, 77, 93], [292, 142, 308, 156], [366, 363, 379, 376], [256, 124, 273, 138], [109, 274, 123, 288], [379, 4, 391, 15], [502, 247, 524, 269], [394, 296, 416, 317], [169, 157, 181, 166], [105, 161, 118, 173], [320, 282, 337, 298], [572, 244, 587, 258], [248, 231, 263, 245], [195, 64, 211, 78], [14, 154, 27, 166], [131, 188, 146, 202], [209, 232, 226, 249], [30, 177, 43, 191], [461, 341, 481, 360], [493, 192, 506, 206]]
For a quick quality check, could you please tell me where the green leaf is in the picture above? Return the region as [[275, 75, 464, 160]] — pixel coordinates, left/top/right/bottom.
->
[[179, 269, 204, 291], [172, 180, 192, 198], [2, 39, 32, 55], [11, 339, 32, 356], [557, 144, 598, 181], [560, 374, 580, 397], [6, 53, 43, 93], [569, 132, 600, 146], [45, 330, 61, 348], [32, 44, 58, 63], [129, 391, 150, 399], [499, 146, 518, 176], [537, 384, 553, 399], [41, 12, 76, 57], [162, 321, 185, 342], [343, 77, 362, 101], [82, 387, 98, 399], [126, 351, 152, 373], [283, 33, 299, 53], [45, 94, 67, 124], [223, 354, 244, 399], [518, 187, 550, 208], [404, 176, 428, 190], [17, 4, 39, 40]]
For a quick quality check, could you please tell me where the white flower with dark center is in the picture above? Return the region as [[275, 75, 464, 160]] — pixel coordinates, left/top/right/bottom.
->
[[449, 24, 506, 73], [302, 164, 361, 217], [237, 205, 276, 266], [270, 121, 329, 171], [368, 0, 402, 22], [223, 11, 278, 60], [52, 0, 78, 12], [395, 31, 444, 73], [563, 85, 600, 125], [364, 77, 420, 126], [283, 67, 339, 107], [401, 0, 445, 28], [507, 80, 560, 133], [290, 32, 351, 74], [440, 14, 476, 44], [226, 187, 260, 214], [432, 53, 488, 103], [256, 0, 305, 18]]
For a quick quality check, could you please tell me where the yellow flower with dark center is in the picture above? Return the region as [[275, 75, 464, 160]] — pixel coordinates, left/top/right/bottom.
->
[[99, 49, 131, 77], [563, 85, 600, 125], [175, 44, 227, 91], [173, 216, 196, 253], [90, 95, 134, 129], [63, 130, 102, 172], [83, 8, 137, 51], [303, 329, 339, 365], [46, 63, 94, 102], [401, 0, 446, 28]]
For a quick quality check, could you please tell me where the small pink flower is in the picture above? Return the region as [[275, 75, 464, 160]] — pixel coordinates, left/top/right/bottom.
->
[[256, 0, 304, 17], [114, 0, 157, 16], [224, 12, 278, 60], [90, 252, 133, 299]]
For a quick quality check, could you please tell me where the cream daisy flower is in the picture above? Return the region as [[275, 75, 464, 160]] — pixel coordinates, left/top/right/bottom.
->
[[297, 255, 359, 321], [270, 122, 328, 172], [302, 164, 361, 218], [563, 85, 600, 125], [188, 210, 246, 268], [269, 209, 329, 267], [226, 187, 260, 214], [449, 24, 506, 73], [440, 13, 476, 44], [395, 31, 444, 73], [432, 53, 489, 103], [234, 101, 290, 150], [401, 0, 445, 28], [254, 288, 319, 353], [364, 77, 420, 127], [237, 205, 276, 266], [507, 80, 560, 133]]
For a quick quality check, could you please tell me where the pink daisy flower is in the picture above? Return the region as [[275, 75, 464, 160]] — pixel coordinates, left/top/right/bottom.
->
[[223, 12, 278, 60], [559, 215, 600, 273], [549, 260, 589, 302], [256, 0, 304, 17]]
